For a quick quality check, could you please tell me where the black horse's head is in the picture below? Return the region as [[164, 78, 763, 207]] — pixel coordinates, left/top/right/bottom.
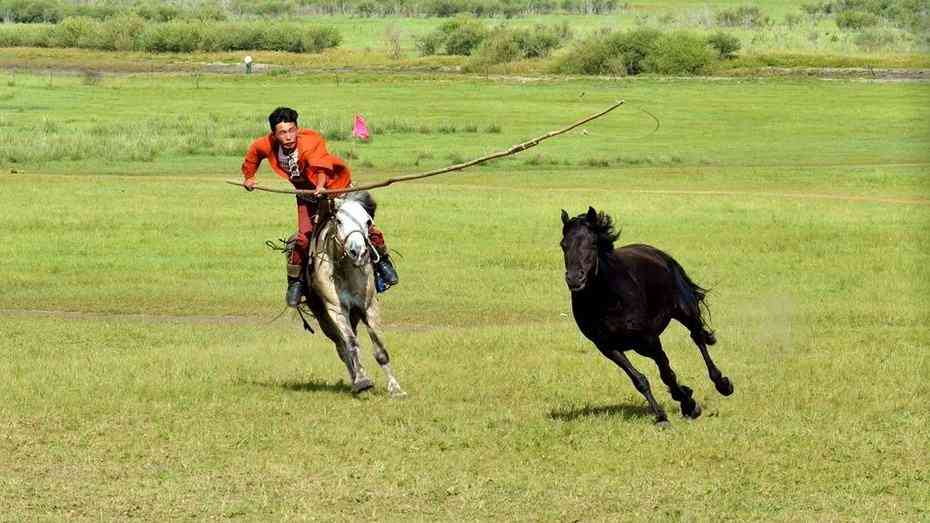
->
[[560, 206, 619, 292]]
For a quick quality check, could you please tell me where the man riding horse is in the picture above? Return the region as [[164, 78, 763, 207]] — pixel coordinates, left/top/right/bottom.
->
[[240, 107, 399, 307]]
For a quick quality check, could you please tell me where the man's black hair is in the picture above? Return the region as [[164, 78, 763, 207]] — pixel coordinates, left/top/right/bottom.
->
[[269, 107, 299, 132]]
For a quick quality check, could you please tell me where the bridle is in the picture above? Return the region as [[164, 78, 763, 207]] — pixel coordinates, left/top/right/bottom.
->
[[324, 203, 379, 267]]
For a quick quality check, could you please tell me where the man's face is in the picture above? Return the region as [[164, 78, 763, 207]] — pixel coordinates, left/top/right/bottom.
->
[[273, 121, 298, 151]]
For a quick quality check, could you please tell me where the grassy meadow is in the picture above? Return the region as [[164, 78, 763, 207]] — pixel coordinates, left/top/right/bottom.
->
[[1, 68, 930, 519], [1, 0, 928, 74]]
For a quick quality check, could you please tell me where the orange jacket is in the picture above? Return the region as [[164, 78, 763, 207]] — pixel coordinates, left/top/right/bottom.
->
[[241, 128, 351, 189]]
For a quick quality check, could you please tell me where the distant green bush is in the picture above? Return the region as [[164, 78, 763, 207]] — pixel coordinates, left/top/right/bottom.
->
[[895, 0, 930, 33], [559, 0, 619, 15], [468, 30, 522, 65], [465, 23, 571, 69], [716, 5, 771, 28], [0, 21, 49, 46], [188, 1, 228, 22], [835, 10, 880, 30], [801, 0, 928, 34], [800, 1, 832, 17], [515, 22, 570, 57], [555, 28, 663, 76], [415, 16, 488, 56], [49, 16, 99, 48], [554, 28, 721, 76], [97, 14, 146, 51], [419, 0, 466, 17], [707, 31, 741, 59], [853, 28, 899, 50], [232, 0, 298, 17], [444, 19, 487, 54], [418, 0, 530, 17], [131, 3, 181, 22], [66, 2, 118, 20], [0, 0, 63, 23], [553, 35, 626, 75], [139, 21, 202, 53], [784, 12, 803, 28], [643, 32, 715, 75]]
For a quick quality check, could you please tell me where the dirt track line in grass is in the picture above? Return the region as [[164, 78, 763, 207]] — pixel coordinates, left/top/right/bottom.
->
[[1, 308, 249, 324], [623, 189, 930, 206], [3, 61, 929, 81], [0, 308, 509, 332]]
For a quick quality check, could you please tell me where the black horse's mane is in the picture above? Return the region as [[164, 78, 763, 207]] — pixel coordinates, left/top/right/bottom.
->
[[580, 210, 620, 254]]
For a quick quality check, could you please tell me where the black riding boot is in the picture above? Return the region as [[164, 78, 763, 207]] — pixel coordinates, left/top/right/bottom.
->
[[285, 263, 304, 308], [375, 252, 399, 288]]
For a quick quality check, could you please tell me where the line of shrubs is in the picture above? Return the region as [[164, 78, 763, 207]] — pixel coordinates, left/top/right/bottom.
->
[[0, 0, 228, 23], [404, 0, 622, 17], [553, 28, 741, 76], [801, 0, 929, 33], [714, 5, 771, 28], [0, 16, 342, 53], [413, 21, 741, 75], [0, 0, 627, 23], [415, 17, 572, 58]]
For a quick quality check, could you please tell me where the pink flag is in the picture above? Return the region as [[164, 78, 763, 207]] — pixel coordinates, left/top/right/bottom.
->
[[352, 113, 370, 141]]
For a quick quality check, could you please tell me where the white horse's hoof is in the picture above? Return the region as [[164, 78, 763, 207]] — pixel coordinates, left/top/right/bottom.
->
[[389, 389, 408, 399]]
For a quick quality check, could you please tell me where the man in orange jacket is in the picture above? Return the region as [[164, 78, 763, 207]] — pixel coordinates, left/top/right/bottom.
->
[[241, 107, 398, 307]]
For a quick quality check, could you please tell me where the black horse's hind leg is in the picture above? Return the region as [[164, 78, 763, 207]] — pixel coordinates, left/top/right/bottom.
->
[[598, 345, 668, 425], [635, 337, 701, 419], [678, 314, 734, 396], [694, 336, 733, 396]]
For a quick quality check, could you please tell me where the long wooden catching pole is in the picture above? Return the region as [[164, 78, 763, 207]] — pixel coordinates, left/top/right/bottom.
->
[[226, 99, 625, 197]]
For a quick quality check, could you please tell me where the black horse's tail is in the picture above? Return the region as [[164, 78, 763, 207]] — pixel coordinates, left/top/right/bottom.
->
[[658, 250, 716, 346]]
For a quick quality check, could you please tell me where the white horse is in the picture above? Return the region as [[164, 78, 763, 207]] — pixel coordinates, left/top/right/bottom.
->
[[304, 192, 405, 397]]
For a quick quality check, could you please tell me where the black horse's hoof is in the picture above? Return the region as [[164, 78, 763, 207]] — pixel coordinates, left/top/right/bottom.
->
[[682, 401, 702, 419], [352, 378, 374, 394], [716, 377, 734, 396], [671, 385, 693, 402], [655, 419, 671, 429]]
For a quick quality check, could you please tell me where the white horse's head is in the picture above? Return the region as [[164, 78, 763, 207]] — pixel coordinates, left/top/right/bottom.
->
[[333, 197, 373, 266]]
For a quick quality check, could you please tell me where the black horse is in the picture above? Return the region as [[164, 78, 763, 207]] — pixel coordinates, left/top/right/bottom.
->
[[560, 207, 733, 425]]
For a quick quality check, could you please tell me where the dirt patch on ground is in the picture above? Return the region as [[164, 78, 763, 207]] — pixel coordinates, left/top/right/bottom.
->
[[729, 67, 930, 81], [1, 308, 251, 325], [0, 308, 445, 332], [625, 189, 930, 206], [3, 58, 929, 81]]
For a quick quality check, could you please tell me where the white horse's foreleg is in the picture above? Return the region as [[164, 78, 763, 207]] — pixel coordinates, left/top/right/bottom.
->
[[312, 262, 372, 393], [326, 304, 372, 393], [363, 305, 405, 398], [314, 312, 353, 379]]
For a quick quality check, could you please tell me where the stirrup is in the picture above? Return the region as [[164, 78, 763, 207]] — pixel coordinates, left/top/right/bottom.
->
[[286, 279, 304, 308]]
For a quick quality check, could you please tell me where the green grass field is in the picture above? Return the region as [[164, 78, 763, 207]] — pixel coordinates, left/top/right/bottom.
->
[[1, 69, 929, 519], [2, 0, 929, 74]]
